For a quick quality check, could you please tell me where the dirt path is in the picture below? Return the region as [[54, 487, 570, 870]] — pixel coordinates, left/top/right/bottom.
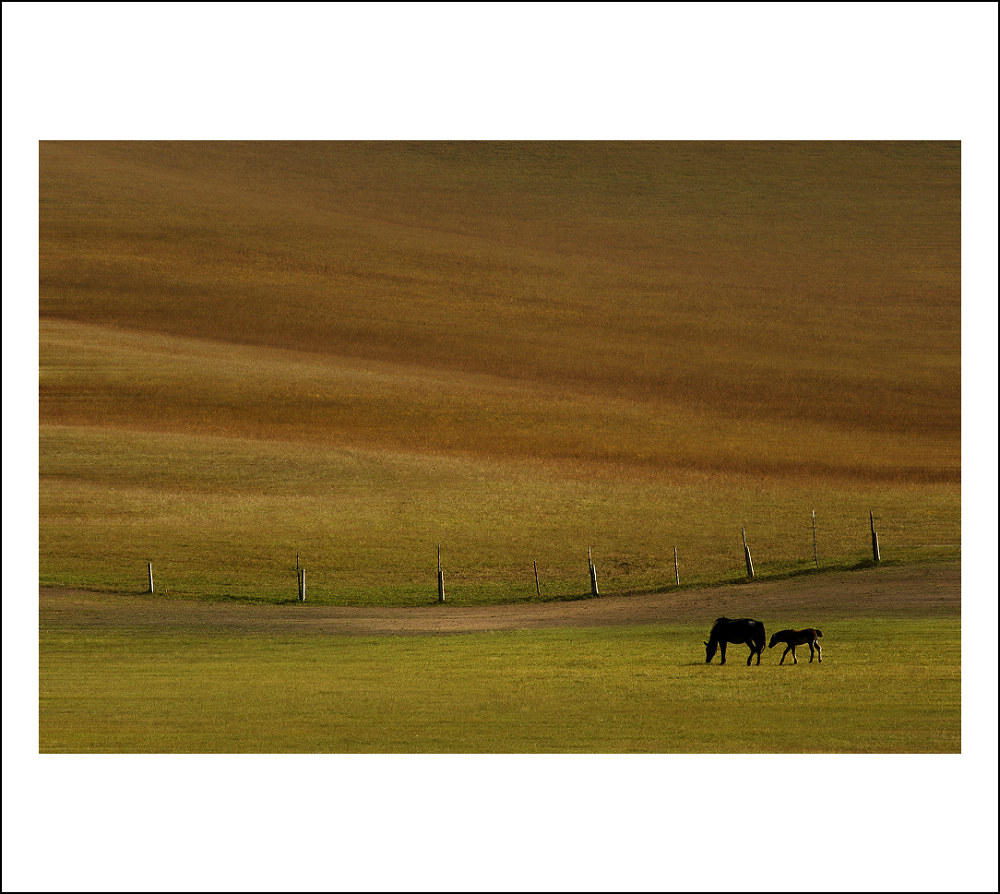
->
[[39, 563, 960, 636]]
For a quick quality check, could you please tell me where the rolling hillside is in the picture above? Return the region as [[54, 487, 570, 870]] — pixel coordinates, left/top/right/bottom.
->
[[38, 141, 961, 601]]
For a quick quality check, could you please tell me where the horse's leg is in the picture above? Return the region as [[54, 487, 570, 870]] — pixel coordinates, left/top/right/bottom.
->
[[791, 645, 798, 664], [720, 642, 727, 665], [746, 645, 753, 666], [780, 644, 790, 665], [815, 640, 822, 663], [808, 641, 815, 662]]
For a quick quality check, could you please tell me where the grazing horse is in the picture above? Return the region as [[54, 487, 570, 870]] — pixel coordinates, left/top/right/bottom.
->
[[704, 617, 766, 666], [768, 628, 823, 664]]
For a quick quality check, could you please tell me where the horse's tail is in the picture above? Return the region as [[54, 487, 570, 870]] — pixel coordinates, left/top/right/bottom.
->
[[756, 622, 766, 651]]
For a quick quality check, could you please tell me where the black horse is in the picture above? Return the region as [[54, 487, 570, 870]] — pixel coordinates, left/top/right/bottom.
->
[[704, 617, 766, 666]]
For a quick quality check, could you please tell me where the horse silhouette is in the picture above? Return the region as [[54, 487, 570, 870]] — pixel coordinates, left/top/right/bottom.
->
[[704, 617, 766, 666], [769, 628, 823, 664]]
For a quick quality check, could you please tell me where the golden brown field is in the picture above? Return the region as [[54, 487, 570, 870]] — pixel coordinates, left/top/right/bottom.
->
[[39, 141, 960, 601]]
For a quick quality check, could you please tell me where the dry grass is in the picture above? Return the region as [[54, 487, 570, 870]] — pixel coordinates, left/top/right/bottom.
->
[[40, 421, 959, 603], [38, 141, 961, 600], [39, 318, 958, 480]]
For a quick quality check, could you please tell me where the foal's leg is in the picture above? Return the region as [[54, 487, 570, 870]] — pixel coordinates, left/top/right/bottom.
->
[[780, 644, 792, 665], [815, 640, 821, 663], [791, 645, 798, 664], [808, 641, 816, 662]]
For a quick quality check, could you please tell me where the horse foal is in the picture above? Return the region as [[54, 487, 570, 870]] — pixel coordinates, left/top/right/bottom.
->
[[768, 628, 822, 664]]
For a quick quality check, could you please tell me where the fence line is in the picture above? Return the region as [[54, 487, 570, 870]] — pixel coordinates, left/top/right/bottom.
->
[[132, 510, 959, 601]]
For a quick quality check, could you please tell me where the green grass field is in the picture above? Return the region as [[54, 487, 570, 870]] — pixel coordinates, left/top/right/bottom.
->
[[39, 608, 959, 754], [37, 563, 961, 753], [37, 141, 961, 754]]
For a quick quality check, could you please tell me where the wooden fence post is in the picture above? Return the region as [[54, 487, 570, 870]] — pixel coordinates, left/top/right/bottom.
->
[[533, 560, 540, 598], [298, 568, 306, 601], [588, 546, 599, 596], [674, 547, 680, 586], [812, 509, 819, 569], [870, 510, 880, 563], [437, 546, 446, 603], [742, 527, 755, 580], [148, 562, 154, 594]]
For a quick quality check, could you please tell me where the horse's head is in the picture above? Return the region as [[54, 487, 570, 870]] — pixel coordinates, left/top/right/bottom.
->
[[704, 640, 716, 663], [768, 633, 779, 648], [815, 629, 823, 638]]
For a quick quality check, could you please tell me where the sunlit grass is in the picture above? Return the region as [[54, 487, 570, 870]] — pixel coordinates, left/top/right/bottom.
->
[[40, 424, 960, 603], [39, 618, 960, 753]]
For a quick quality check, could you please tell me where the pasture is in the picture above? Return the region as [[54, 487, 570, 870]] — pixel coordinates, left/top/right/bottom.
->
[[37, 141, 962, 754], [39, 564, 960, 753]]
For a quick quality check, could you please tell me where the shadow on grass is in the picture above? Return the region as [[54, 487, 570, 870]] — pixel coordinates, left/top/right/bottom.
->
[[609, 559, 908, 600]]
